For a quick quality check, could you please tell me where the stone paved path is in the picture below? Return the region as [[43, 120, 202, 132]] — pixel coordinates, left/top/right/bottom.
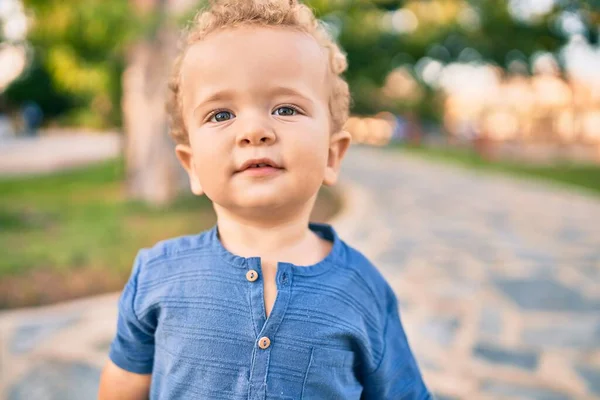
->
[[0, 131, 121, 177], [1, 145, 599, 399]]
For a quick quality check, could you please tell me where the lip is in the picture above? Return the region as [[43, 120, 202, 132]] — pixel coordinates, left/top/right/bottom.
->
[[237, 158, 282, 173]]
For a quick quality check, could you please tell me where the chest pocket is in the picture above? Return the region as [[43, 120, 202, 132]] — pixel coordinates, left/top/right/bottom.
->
[[301, 347, 362, 399]]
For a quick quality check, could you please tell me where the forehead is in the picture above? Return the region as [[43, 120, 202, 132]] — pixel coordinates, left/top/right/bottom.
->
[[180, 26, 329, 104]]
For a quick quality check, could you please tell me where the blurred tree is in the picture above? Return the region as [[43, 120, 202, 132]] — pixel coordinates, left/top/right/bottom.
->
[[123, 0, 184, 206], [308, 0, 599, 119], [8, 0, 600, 125], [4, 58, 73, 120], [8, 0, 134, 127], [9, 0, 186, 205]]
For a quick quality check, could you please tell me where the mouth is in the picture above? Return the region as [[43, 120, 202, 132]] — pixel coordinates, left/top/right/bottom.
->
[[237, 158, 283, 173]]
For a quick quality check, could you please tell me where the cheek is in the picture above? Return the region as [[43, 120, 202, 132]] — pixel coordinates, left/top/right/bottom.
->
[[286, 121, 330, 166], [189, 138, 228, 180], [286, 139, 329, 185]]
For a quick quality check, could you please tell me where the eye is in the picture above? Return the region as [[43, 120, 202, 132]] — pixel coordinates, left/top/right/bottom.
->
[[273, 106, 298, 116], [209, 111, 234, 122]]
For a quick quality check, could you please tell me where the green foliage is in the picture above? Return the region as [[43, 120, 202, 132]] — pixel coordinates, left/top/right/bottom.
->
[[308, 0, 598, 118], [4, 0, 598, 127], [5, 0, 138, 128], [3, 55, 73, 120]]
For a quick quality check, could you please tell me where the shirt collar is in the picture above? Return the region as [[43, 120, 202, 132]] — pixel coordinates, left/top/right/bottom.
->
[[209, 222, 343, 276]]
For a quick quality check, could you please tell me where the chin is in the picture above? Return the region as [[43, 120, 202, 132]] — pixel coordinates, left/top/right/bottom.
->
[[239, 196, 286, 210], [235, 192, 308, 215]]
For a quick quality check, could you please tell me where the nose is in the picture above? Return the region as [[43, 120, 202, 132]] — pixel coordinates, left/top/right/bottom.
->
[[236, 114, 277, 146]]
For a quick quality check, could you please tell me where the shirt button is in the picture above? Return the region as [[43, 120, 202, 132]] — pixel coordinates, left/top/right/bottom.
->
[[258, 336, 271, 349], [246, 270, 258, 282]]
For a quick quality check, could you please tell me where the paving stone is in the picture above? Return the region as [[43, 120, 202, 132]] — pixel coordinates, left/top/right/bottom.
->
[[8, 360, 100, 400], [376, 244, 413, 266], [431, 228, 474, 244], [473, 342, 539, 371], [578, 258, 600, 281], [557, 226, 585, 243], [529, 263, 559, 278], [94, 338, 113, 353], [470, 244, 502, 264], [10, 314, 80, 354], [514, 249, 556, 265], [493, 279, 599, 312], [485, 211, 510, 230], [521, 319, 600, 349], [418, 317, 460, 347], [575, 365, 600, 396], [481, 380, 571, 400], [432, 280, 478, 300], [479, 307, 503, 337], [414, 352, 440, 372], [433, 394, 459, 400]]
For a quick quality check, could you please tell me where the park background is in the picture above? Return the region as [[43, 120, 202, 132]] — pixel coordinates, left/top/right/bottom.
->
[[0, 0, 599, 398]]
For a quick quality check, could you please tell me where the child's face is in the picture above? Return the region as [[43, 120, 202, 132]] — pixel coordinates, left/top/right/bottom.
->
[[176, 26, 349, 216]]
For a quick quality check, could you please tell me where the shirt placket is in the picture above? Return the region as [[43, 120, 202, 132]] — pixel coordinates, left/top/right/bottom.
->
[[245, 259, 292, 400]]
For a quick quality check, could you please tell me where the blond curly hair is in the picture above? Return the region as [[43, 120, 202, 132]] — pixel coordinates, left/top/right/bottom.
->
[[166, 0, 350, 145]]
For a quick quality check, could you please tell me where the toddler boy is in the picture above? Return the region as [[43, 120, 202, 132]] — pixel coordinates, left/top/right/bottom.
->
[[99, 0, 431, 398]]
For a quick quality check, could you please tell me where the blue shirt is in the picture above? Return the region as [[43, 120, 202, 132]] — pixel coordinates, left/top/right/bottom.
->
[[109, 223, 431, 399]]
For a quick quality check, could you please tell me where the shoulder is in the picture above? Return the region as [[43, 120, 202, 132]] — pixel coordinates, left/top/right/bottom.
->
[[334, 239, 397, 313], [132, 227, 216, 282], [139, 229, 213, 262], [122, 227, 218, 314]]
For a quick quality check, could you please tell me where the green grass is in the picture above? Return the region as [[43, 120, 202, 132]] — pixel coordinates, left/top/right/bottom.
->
[[0, 159, 216, 281], [392, 144, 600, 195]]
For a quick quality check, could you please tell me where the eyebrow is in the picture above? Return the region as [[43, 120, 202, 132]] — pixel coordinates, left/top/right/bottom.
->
[[266, 86, 315, 105], [192, 89, 237, 118]]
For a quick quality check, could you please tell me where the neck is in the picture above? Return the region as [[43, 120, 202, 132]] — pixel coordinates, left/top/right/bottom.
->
[[213, 195, 325, 263]]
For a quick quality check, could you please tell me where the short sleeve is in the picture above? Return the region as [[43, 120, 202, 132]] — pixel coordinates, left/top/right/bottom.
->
[[361, 289, 431, 399], [109, 251, 156, 374]]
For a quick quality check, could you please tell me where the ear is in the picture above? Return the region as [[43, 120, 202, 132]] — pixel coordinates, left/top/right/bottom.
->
[[323, 130, 352, 186], [175, 144, 204, 196]]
